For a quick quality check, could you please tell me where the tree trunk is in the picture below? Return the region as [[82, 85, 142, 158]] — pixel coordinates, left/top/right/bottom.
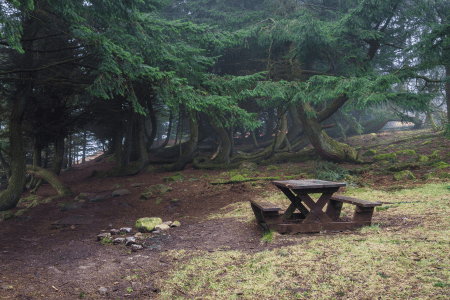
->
[[0, 150, 11, 180], [208, 116, 231, 164], [446, 65, 450, 124], [82, 129, 87, 163], [145, 99, 158, 151], [264, 107, 275, 141], [43, 146, 49, 169], [159, 110, 198, 172], [51, 135, 65, 176], [286, 104, 303, 142], [29, 139, 43, 189], [229, 125, 235, 158], [426, 111, 438, 130], [297, 100, 358, 162], [27, 165, 73, 196], [122, 115, 150, 176], [123, 109, 135, 166], [154, 110, 173, 151], [68, 134, 72, 168], [0, 90, 27, 211]]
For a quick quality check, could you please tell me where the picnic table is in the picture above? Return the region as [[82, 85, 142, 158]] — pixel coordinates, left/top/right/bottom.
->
[[250, 179, 382, 233]]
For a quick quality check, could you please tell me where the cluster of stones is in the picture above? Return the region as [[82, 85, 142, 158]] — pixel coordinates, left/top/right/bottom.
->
[[96, 217, 180, 252]]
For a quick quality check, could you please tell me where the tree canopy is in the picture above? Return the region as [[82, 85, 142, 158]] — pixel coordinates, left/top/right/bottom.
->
[[0, 0, 448, 211]]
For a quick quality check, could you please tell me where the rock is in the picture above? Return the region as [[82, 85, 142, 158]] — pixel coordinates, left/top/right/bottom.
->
[[111, 183, 123, 189], [140, 190, 152, 200], [362, 150, 377, 157], [387, 163, 417, 172], [162, 221, 173, 226], [421, 173, 434, 181], [112, 189, 131, 197], [152, 230, 161, 234], [89, 194, 107, 203], [416, 155, 429, 163], [131, 244, 143, 252], [163, 172, 185, 182], [393, 170, 416, 181], [135, 217, 163, 232], [97, 233, 110, 241], [98, 287, 108, 295], [60, 202, 84, 211], [374, 153, 397, 161], [141, 184, 172, 199], [170, 221, 181, 227], [113, 238, 125, 244], [120, 227, 132, 233], [110, 229, 120, 235], [134, 232, 143, 237], [155, 224, 170, 231], [125, 237, 136, 246], [145, 165, 155, 172]]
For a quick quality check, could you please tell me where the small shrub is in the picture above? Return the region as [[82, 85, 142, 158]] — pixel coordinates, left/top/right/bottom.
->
[[314, 160, 349, 181]]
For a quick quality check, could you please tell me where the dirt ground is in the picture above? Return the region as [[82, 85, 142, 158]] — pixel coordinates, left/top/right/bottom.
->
[[0, 128, 448, 299]]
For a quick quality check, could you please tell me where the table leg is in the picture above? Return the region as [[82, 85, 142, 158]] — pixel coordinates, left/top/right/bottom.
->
[[277, 186, 309, 219], [326, 199, 343, 221], [352, 206, 375, 225], [298, 192, 333, 224]]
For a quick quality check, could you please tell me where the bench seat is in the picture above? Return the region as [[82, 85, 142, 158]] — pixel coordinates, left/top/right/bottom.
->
[[330, 195, 382, 207], [249, 199, 281, 212]]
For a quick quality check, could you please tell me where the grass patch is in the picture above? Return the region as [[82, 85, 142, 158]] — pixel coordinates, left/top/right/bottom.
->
[[160, 183, 450, 299]]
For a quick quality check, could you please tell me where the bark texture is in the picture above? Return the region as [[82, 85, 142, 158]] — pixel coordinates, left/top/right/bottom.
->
[[297, 99, 358, 162], [27, 165, 73, 196]]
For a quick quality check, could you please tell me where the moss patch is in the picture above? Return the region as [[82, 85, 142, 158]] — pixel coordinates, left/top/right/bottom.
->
[[393, 170, 416, 181]]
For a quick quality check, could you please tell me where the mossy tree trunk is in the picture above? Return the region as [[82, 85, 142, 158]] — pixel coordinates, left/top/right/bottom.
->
[[27, 165, 73, 196], [285, 104, 303, 142], [0, 90, 28, 211], [297, 95, 358, 162], [426, 110, 438, 130], [159, 110, 198, 172], [208, 116, 231, 164]]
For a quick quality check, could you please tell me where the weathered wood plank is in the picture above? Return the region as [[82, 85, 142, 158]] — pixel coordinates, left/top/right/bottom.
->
[[272, 180, 346, 190], [249, 199, 281, 212], [330, 195, 382, 207]]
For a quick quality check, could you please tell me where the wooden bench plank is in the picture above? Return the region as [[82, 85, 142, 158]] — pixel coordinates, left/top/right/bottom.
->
[[249, 199, 281, 212], [330, 195, 382, 207]]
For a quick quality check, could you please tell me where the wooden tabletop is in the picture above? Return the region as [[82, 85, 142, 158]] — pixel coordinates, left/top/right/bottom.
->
[[272, 179, 346, 190]]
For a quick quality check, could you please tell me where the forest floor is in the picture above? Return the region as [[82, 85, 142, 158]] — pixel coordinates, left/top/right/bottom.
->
[[1, 128, 450, 299]]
